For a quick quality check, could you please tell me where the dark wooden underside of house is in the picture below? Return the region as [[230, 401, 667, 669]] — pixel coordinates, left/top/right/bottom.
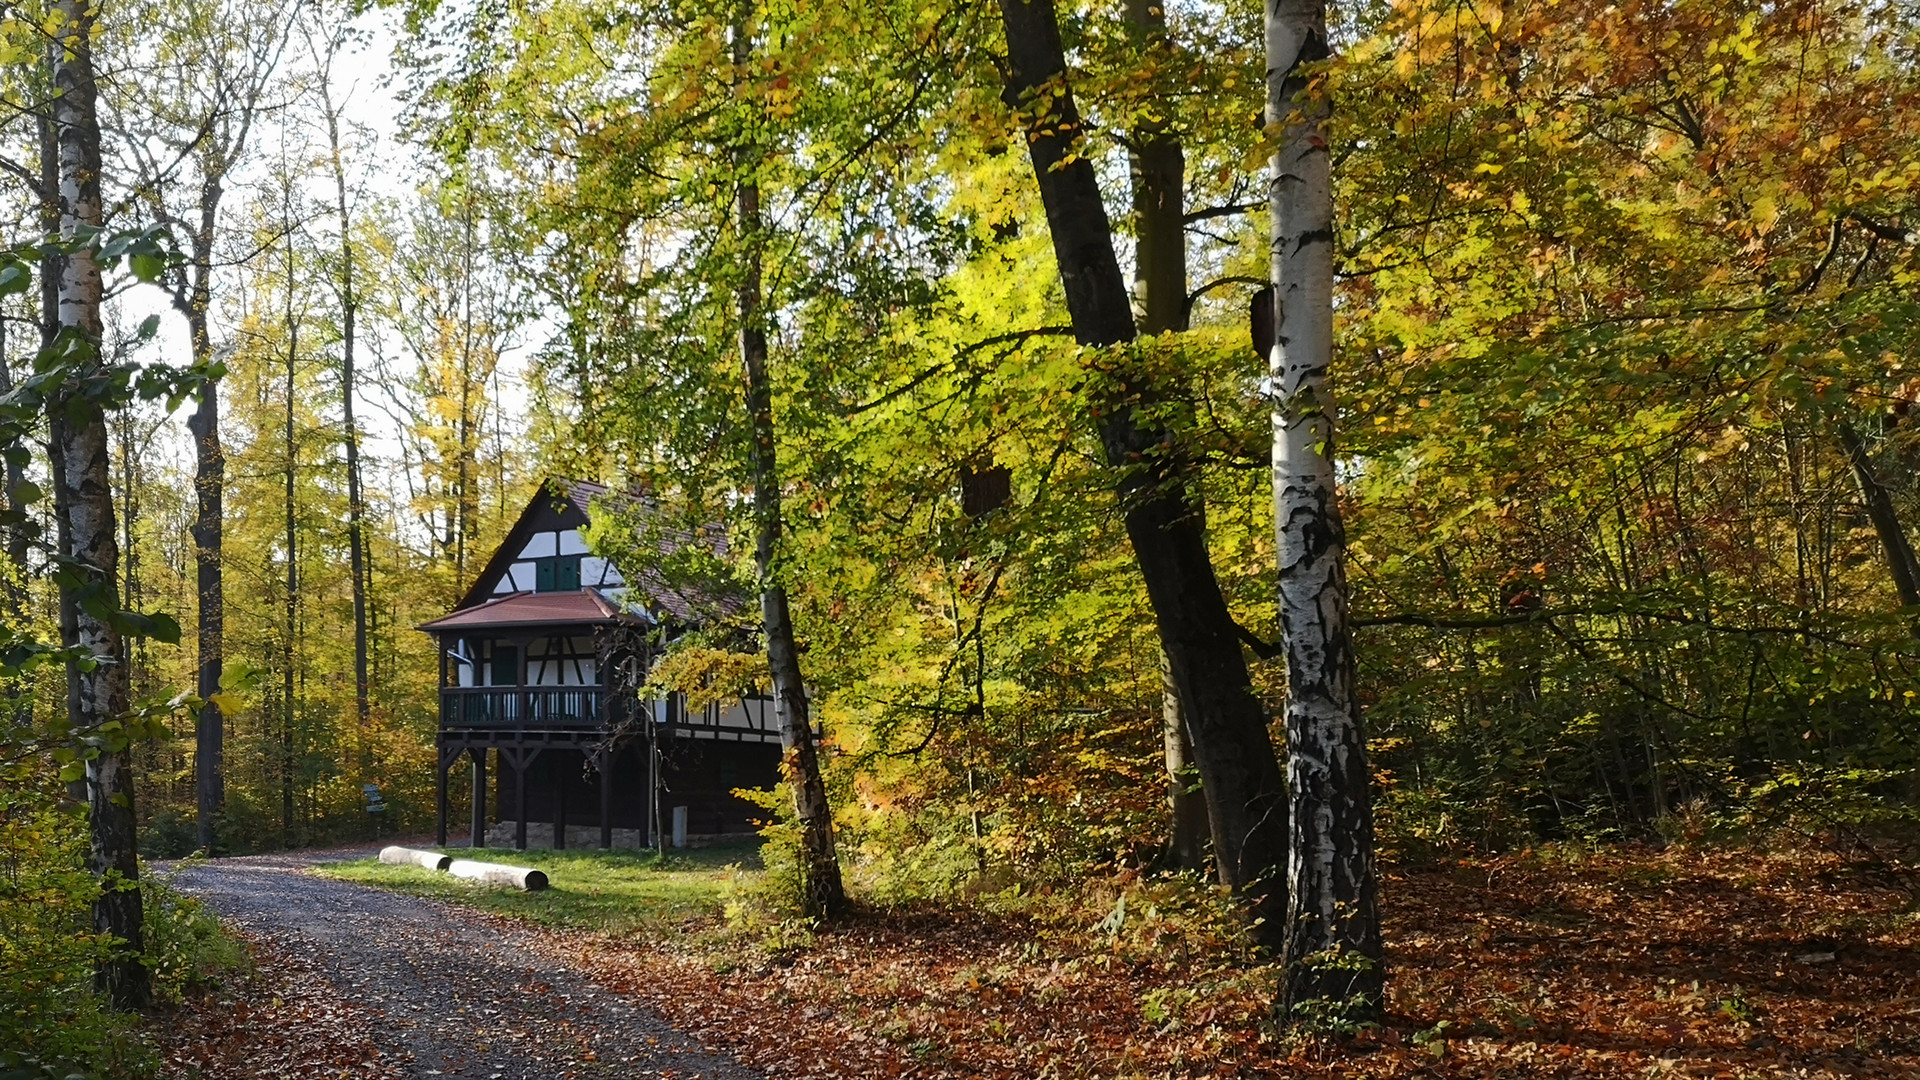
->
[[435, 726, 781, 850]]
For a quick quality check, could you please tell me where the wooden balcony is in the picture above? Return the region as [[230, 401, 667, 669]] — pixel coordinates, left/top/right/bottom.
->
[[438, 686, 784, 744], [440, 686, 607, 729]]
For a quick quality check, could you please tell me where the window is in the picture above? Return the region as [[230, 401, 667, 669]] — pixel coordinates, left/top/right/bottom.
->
[[534, 554, 582, 592]]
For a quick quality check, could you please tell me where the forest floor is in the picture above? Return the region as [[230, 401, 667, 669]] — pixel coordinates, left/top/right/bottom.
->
[[158, 839, 1920, 1079]]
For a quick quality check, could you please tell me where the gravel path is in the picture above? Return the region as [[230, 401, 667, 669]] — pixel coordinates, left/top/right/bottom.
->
[[164, 849, 760, 1080]]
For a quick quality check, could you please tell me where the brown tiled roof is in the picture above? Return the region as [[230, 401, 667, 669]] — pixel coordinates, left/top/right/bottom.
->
[[565, 478, 609, 517], [417, 589, 630, 632]]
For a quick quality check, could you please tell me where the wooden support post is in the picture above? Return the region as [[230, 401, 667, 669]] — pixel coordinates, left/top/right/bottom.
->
[[508, 747, 533, 851], [553, 751, 569, 849], [435, 744, 450, 846], [470, 747, 487, 849], [515, 635, 530, 726], [599, 746, 614, 850]]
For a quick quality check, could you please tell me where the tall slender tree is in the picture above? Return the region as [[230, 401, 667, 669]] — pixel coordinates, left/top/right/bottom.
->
[[996, 0, 1289, 948], [1267, 0, 1383, 1017], [732, 13, 845, 919], [305, 9, 373, 755], [0, 315, 34, 728], [1122, 0, 1208, 874], [50, 0, 147, 1007], [278, 150, 301, 841], [117, 0, 290, 853]]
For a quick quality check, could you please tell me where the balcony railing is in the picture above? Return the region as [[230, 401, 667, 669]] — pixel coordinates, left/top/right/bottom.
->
[[439, 685, 785, 743], [441, 686, 605, 729]]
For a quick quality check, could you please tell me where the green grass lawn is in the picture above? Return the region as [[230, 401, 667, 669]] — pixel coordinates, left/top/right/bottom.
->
[[316, 841, 764, 938]]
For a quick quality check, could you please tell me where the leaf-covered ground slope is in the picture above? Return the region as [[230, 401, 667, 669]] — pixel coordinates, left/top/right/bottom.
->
[[170, 843, 1916, 1079], [541, 845, 1917, 1078]]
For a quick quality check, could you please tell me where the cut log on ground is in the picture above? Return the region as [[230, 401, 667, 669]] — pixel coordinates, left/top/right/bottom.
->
[[447, 859, 549, 891], [380, 846, 453, 871]]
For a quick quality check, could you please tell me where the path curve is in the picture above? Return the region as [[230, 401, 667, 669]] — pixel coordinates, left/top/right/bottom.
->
[[165, 850, 759, 1080]]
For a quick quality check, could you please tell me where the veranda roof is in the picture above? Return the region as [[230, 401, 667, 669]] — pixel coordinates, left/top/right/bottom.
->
[[416, 589, 631, 632]]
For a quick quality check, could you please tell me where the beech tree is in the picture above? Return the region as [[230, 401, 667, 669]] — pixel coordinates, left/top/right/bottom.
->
[[117, 0, 291, 854], [372, 182, 521, 597], [299, 4, 376, 755], [995, 0, 1291, 947], [729, 16, 846, 919], [1120, 0, 1208, 874]]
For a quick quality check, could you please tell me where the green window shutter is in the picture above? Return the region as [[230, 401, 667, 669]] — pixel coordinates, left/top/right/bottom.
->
[[558, 555, 580, 591], [491, 644, 519, 686], [535, 558, 556, 592]]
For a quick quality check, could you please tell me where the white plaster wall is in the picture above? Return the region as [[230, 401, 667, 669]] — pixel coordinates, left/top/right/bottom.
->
[[580, 555, 611, 586], [524, 636, 598, 686], [519, 531, 558, 559], [558, 529, 588, 555], [712, 697, 774, 733]]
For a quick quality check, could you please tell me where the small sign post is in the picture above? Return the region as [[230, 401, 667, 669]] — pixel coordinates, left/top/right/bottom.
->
[[364, 782, 385, 837]]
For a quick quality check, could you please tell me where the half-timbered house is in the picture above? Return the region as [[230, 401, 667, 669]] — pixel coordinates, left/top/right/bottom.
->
[[420, 479, 781, 849]]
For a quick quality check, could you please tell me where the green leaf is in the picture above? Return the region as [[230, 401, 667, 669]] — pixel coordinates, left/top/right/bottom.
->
[[142, 612, 182, 646], [129, 252, 165, 283]]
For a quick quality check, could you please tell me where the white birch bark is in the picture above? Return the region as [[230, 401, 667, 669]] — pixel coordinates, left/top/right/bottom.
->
[[1267, 0, 1383, 1016], [53, 0, 147, 1007]]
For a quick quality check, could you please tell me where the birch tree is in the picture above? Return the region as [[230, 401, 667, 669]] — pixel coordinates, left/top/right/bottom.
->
[[50, 0, 146, 1007], [1266, 0, 1383, 1019]]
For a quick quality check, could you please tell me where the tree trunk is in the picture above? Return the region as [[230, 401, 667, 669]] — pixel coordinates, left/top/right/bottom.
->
[[1160, 652, 1208, 870], [453, 191, 480, 593], [51, 0, 148, 1007], [181, 191, 226, 854], [1123, 0, 1208, 873], [1836, 421, 1920, 609], [1125, 0, 1189, 340], [160, 37, 268, 860], [321, 76, 372, 754], [40, 103, 83, 765], [186, 322, 224, 853], [0, 318, 28, 593], [733, 15, 845, 920], [1267, 0, 1384, 1017], [0, 320, 32, 731], [282, 201, 299, 843], [996, 0, 1288, 948]]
